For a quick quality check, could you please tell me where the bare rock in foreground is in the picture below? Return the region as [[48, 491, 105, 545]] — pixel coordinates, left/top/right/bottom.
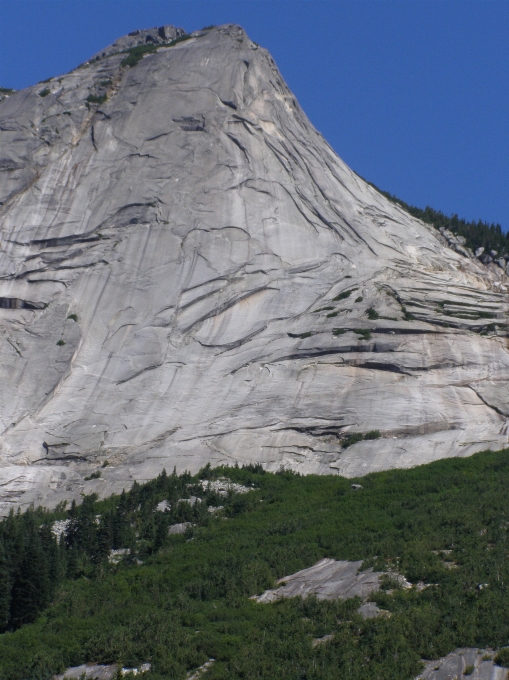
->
[[416, 648, 507, 680], [53, 663, 150, 679], [252, 557, 388, 606]]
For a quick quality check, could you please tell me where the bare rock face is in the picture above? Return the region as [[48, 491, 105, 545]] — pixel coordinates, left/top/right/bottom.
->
[[1, 25, 509, 513], [416, 648, 506, 680], [252, 558, 387, 604]]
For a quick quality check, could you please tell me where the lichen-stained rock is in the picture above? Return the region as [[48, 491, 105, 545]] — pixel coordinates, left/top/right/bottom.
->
[[1, 24, 509, 513]]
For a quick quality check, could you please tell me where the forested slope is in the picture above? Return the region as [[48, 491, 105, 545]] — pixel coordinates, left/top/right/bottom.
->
[[373, 183, 507, 257], [2, 451, 509, 679]]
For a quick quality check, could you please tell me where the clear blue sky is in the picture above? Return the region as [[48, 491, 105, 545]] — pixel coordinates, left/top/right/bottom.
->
[[1, 1, 507, 229]]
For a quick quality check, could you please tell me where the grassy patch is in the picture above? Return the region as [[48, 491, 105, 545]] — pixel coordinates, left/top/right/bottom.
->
[[366, 307, 379, 320], [354, 328, 371, 340]]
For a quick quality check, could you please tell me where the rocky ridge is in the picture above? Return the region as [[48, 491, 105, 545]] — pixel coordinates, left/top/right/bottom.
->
[[1, 24, 509, 513]]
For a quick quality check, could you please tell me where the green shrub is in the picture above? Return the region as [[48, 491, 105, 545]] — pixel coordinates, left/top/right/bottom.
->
[[341, 432, 364, 448], [0, 87, 16, 95], [464, 664, 475, 675], [84, 471, 101, 481], [401, 305, 415, 321], [38, 88, 50, 97], [56, 339, 65, 346], [367, 307, 379, 320], [120, 43, 159, 68], [355, 296, 363, 303], [333, 290, 354, 302], [288, 331, 313, 339], [67, 314, 78, 322], [120, 34, 192, 68], [495, 648, 509, 667], [167, 34, 193, 47], [354, 328, 371, 340], [86, 93, 107, 105], [341, 430, 380, 449]]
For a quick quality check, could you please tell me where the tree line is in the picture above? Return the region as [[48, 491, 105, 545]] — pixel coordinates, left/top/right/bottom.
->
[[0, 464, 246, 632]]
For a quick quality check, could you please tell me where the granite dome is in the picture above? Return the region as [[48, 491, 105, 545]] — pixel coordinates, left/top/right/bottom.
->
[[1, 24, 509, 513]]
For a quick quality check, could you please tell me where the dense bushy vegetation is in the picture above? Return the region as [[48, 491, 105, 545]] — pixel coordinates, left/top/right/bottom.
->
[[0, 467, 225, 633], [1, 451, 509, 679], [371, 182, 507, 255]]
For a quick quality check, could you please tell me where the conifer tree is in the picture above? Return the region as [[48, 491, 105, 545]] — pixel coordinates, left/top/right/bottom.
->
[[0, 541, 11, 631], [10, 525, 50, 628], [66, 547, 80, 580], [93, 517, 112, 564]]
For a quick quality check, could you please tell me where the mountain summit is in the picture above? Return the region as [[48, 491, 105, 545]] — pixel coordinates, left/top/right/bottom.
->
[[1, 25, 508, 513]]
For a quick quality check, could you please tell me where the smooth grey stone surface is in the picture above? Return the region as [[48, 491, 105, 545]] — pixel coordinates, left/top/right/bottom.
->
[[253, 558, 385, 603], [53, 663, 151, 679], [416, 648, 507, 680], [2, 24, 509, 513], [168, 522, 192, 534]]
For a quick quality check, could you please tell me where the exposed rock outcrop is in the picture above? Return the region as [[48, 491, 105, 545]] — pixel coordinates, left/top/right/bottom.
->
[[252, 557, 388, 604], [416, 648, 507, 680], [1, 25, 509, 513]]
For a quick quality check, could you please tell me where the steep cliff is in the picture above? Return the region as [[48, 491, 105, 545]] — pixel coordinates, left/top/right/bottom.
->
[[1, 25, 508, 513]]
